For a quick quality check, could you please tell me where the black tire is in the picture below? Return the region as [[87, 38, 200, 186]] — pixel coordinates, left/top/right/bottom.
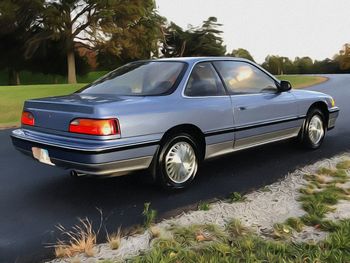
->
[[153, 133, 200, 189], [299, 108, 326, 149]]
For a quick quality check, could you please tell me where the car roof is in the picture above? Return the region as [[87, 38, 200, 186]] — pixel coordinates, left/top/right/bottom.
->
[[132, 57, 280, 84], [151, 57, 252, 63]]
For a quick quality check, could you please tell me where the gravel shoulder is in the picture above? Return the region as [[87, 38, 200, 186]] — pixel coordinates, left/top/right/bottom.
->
[[50, 153, 350, 262]]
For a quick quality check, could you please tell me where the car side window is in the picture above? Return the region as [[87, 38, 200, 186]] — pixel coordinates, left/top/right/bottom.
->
[[185, 62, 226, 97], [213, 61, 278, 94]]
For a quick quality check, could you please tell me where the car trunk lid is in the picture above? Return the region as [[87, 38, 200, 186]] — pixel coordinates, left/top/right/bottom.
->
[[23, 93, 143, 132]]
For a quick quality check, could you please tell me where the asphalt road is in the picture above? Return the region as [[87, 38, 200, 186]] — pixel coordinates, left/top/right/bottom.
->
[[1, 74, 350, 262]]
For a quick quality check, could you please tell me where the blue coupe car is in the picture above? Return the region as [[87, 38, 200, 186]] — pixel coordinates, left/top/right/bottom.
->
[[11, 57, 339, 189]]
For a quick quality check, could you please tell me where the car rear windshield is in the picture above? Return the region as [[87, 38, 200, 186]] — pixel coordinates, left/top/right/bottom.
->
[[79, 61, 186, 96]]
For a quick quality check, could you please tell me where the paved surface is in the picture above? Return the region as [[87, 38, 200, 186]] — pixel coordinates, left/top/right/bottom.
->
[[0, 74, 349, 262]]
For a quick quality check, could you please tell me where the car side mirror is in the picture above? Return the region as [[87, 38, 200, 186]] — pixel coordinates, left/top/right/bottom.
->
[[279, 80, 292, 92]]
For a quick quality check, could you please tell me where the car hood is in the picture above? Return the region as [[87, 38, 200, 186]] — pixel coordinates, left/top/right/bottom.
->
[[292, 89, 330, 98]]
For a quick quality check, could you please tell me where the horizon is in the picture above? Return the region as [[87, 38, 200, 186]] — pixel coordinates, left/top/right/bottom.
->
[[156, 0, 350, 63]]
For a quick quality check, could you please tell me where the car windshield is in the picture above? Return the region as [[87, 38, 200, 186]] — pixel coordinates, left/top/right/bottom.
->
[[79, 61, 186, 96]]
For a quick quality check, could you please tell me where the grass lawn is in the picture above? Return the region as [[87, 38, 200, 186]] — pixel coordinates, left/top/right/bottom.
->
[[0, 84, 85, 128], [0, 75, 328, 128], [0, 70, 108, 85], [276, 75, 328, 89]]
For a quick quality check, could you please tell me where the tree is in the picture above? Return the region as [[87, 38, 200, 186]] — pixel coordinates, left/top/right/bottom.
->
[[261, 55, 284, 75], [338, 43, 350, 71], [160, 22, 187, 57], [28, 36, 90, 81], [228, 48, 255, 62], [313, 58, 339, 74], [281, 57, 297, 74], [27, 0, 149, 83], [97, 1, 165, 70], [161, 17, 226, 57], [0, 0, 44, 85], [294, 57, 313, 74]]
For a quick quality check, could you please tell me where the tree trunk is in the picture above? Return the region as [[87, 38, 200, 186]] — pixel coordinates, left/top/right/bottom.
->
[[53, 75, 58, 84], [179, 40, 186, 57], [67, 49, 77, 84], [15, 71, 21, 85]]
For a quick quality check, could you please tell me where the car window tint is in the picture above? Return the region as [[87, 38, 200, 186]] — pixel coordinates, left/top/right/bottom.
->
[[185, 62, 226, 97], [214, 61, 278, 94], [79, 62, 185, 96]]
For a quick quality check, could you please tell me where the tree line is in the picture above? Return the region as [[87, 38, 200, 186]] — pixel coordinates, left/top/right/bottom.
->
[[0, 0, 349, 85], [261, 49, 350, 75]]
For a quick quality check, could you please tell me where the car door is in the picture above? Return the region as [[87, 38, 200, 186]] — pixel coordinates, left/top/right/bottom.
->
[[213, 60, 300, 150], [183, 62, 234, 159]]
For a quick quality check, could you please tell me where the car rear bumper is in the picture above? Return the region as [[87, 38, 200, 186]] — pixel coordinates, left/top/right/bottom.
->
[[328, 107, 339, 130], [11, 129, 159, 176]]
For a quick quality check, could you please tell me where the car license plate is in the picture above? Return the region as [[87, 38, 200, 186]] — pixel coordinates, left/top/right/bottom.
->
[[32, 147, 55, 166]]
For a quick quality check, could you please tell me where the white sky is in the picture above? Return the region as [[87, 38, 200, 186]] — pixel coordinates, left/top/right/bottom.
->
[[156, 0, 350, 63]]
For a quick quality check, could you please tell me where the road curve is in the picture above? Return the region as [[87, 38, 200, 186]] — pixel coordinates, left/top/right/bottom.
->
[[0, 74, 349, 262]]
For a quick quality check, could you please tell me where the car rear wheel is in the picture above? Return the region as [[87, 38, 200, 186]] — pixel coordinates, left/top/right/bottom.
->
[[299, 108, 326, 149], [155, 133, 199, 189]]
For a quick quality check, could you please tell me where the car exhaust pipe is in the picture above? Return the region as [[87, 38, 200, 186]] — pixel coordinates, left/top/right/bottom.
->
[[70, 170, 86, 177]]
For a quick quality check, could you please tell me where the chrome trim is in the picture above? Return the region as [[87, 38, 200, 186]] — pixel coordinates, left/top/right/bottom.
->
[[205, 127, 300, 159], [329, 106, 340, 113], [205, 116, 305, 136], [58, 156, 153, 176], [11, 129, 159, 153], [327, 107, 339, 129], [205, 141, 233, 159], [234, 127, 300, 150]]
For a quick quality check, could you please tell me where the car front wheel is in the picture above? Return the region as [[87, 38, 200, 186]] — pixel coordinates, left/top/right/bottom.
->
[[155, 133, 199, 189], [300, 108, 326, 149]]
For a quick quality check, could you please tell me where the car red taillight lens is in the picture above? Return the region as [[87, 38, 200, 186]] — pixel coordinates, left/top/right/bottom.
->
[[21, 111, 35, 126], [69, 118, 119, 136]]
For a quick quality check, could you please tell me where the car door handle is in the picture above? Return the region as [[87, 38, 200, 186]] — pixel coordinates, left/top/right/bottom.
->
[[238, 106, 247, 111]]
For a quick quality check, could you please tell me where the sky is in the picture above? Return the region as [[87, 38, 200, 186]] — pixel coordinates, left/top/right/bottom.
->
[[156, 0, 350, 63]]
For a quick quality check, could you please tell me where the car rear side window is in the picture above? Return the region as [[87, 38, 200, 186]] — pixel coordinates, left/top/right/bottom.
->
[[185, 62, 226, 97], [213, 61, 278, 94]]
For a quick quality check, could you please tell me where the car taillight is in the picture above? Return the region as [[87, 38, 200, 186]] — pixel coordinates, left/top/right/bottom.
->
[[21, 111, 35, 126], [69, 118, 119, 136]]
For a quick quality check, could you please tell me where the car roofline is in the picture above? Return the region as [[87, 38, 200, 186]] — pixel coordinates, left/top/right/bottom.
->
[[135, 57, 253, 64]]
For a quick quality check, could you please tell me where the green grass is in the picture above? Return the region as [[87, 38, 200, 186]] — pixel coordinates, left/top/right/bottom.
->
[[142, 203, 157, 228], [0, 84, 85, 127], [0, 71, 107, 128], [0, 70, 107, 85], [285, 217, 304, 232], [228, 192, 247, 203], [299, 165, 349, 227], [198, 201, 211, 211], [336, 160, 350, 170], [318, 167, 348, 178], [128, 159, 350, 263], [130, 219, 350, 263], [78, 71, 107, 83], [276, 75, 328, 89]]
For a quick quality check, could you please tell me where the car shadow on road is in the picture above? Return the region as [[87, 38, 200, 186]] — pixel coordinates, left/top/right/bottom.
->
[[28, 139, 319, 227]]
